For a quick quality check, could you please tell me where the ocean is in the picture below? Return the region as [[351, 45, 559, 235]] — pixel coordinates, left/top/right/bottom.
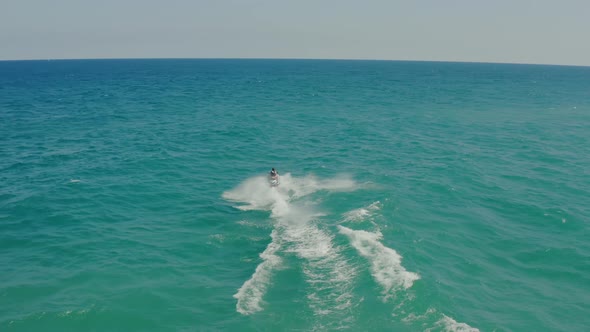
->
[[1, 59, 589, 331]]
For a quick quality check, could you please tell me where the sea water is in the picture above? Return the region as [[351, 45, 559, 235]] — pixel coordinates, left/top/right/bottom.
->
[[1, 59, 589, 331]]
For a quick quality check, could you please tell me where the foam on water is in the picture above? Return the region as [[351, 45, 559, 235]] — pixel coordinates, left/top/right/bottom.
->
[[281, 222, 357, 319], [222, 173, 357, 212], [224, 173, 359, 323], [273, 173, 357, 199], [226, 175, 426, 329], [402, 308, 479, 332], [429, 315, 480, 332], [342, 200, 381, 223], [339, 204, 479, 331], [233, 229, 282, 315], [338, 226, 420, 299], [222, 176, 281, 211]]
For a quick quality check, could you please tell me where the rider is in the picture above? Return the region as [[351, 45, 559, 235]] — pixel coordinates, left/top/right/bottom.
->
[[270, 168, 278, 178]]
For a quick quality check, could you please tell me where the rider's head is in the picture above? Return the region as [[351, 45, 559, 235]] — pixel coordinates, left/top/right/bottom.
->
[[272, 168, 275, 171]]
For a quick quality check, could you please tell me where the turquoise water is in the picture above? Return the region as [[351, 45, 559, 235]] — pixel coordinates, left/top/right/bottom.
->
[[1, 59, 589, 331]]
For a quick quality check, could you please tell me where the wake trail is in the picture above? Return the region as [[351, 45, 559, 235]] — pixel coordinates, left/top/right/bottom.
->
[[339, 202, 478, 331], [233, 229, 281, 315], [339, 226, 420, 298], [224, 173, 358, 319], [282, 221, 357, 322], [226, 176, 479, 330]]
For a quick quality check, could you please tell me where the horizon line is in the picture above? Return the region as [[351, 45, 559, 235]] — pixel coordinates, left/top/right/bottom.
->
[[0, 56, 588, 68]]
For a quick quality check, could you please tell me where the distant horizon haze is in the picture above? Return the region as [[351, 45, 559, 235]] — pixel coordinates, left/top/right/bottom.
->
[[1, 0, 589, 66]]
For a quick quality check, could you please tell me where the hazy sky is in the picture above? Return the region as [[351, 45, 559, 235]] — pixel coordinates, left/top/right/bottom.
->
[[1, 0, 589, 65]]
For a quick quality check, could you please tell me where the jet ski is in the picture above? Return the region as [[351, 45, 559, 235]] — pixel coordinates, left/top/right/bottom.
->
[[269, 174, 280, 187]]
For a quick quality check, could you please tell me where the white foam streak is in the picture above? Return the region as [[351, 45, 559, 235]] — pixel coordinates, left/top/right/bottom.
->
[[277, 173, 357, 198], [226, 174, 359, 317], [402, 307, 437, 323], [433, 315, 480, 332], [222, 176, 280, 211], [233, 230, 281, 315], [228, 177, 477, 330], [223, 173, 357, 212], [282, 223, 357, 316], [339, 226, 419, 299], [343, 201, 381, 222]]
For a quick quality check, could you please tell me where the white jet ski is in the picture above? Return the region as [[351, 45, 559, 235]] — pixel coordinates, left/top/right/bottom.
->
[[269, 174, 280, 187]]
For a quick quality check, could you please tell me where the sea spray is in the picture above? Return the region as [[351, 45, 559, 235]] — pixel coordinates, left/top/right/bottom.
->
[[224, 173, 359, 323], [339, 203, 477, 331], [338, 226, 420, 298], [234, 230, 282, 315]]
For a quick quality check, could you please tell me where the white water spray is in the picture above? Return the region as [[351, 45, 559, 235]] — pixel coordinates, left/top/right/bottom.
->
[[223, 173, 358, 316]]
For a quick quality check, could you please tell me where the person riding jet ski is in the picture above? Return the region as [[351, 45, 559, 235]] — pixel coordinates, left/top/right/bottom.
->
[[269, 168, 279, 187]]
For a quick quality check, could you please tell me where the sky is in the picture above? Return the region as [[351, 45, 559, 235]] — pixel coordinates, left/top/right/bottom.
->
[[1, 0, 589, 66]]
